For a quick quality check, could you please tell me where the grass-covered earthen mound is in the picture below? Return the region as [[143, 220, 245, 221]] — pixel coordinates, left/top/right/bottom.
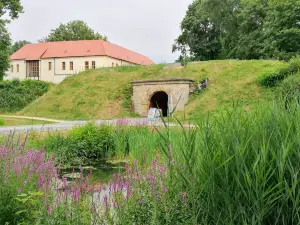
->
[[19, 60, 283, 120]]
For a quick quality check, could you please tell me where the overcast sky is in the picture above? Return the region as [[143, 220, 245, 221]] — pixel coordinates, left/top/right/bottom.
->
[[6, 0, 193, 63]]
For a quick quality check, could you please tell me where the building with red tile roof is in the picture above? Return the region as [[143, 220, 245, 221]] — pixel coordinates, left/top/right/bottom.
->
[[7, 40, 154, 83]]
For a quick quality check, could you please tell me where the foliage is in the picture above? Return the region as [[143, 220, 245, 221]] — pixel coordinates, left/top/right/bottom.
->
[[278, 73, 300, 107], [39, 20, 107, 42], [172, 0, 222, 61], [68, 123, 116, 159], [0, 118, 4, 126], [10, 40, 31, 54], [0, 23, 11, 80], [0, 0, 23, 80], [0, 79, 51, 112], [258, 57, 300, 87], [174, 0, 300, 61], [32, 123, 117, 166]]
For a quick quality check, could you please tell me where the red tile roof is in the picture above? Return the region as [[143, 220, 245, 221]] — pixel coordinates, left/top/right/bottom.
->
[[10, 40, 155, 65]]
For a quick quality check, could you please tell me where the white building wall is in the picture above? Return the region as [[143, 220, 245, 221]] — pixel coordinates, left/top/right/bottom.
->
[[6, 56, 137, 83], [4, 60, 26, 81], [40, 59, 55, 82]]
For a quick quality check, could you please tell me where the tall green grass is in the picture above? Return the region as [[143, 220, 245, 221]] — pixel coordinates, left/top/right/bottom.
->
[[153, 100, 300, 225]]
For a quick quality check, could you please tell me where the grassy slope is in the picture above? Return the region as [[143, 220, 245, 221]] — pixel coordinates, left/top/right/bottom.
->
[[19, 60, 283, 120]]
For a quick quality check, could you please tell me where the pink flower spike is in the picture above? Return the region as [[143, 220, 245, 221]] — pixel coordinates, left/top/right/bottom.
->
[[162, 185, 168, 193], [152, 158, 157, 169], [182, 192, 187, 202], [85, 176, 89, 188], [47, 206, 52, 216]]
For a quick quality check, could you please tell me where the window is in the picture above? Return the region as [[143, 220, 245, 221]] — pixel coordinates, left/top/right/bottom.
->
[[48, 62, 52, 71], [70, 62, 73, 70], [112, 62, 114, 67], [85, 61, 89, 70], [92, 61, 96, 69], [62, 62, 66, 71], [116, 63, 119, 67], [17, 64, 19, 73], [10, 65, 13, 72]]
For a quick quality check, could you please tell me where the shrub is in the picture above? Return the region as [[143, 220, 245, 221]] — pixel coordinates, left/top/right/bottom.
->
[[38, 123, 117, 166], [258, 57, 300, 87], [42, 132, 84, 166], [278, 73, 300, 97], [68, 123, 116, 159], [0, 118, 4, 126], [0, 79, 51, 112]]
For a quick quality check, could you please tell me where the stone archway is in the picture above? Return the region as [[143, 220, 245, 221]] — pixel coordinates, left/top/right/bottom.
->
[[149, 91, 168, 117], [132, 78, 195, 117]]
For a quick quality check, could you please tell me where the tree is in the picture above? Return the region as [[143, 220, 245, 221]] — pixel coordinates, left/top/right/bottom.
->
[[10, 40, 31, 54], [0, 24, 11, 80], [263, 0, 300, 60], [172, 0, 222, 61], [174, 0, 300, 61], [0, 0, 23, 80], [40, 20, 108, 42]]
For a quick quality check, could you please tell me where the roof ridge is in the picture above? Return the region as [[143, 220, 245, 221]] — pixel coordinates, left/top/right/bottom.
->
[[10, 40, 154, 65], [39, 48, 48, 59]]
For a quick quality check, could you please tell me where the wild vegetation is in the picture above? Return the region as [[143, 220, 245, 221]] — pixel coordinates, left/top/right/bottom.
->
[[19, 60, 283, 120], [1, 0, 300, 224], [173, 0, 300, 62], [0, 79, 51, 113], [1, 96, 300, 224], [1, 58, 300, 224]]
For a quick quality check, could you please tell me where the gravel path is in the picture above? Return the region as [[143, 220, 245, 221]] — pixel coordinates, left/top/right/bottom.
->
[[0, 118, 165, 134]]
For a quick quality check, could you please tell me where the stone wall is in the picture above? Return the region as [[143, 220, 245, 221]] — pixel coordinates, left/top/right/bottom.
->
[[132, 78, 194, 116]]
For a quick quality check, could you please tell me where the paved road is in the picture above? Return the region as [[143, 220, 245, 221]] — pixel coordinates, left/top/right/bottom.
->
[[0, 118, 165, 134]]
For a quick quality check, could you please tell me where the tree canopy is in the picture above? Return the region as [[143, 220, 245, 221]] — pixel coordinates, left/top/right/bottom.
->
[[173, 0, 300, 62], [10, 40, 31, 54], [0, 0, 23, 80], [40, 20, 108, 42]]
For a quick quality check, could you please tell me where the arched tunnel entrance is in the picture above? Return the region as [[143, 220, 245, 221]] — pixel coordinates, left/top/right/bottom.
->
[[149, 91, 168, 117]]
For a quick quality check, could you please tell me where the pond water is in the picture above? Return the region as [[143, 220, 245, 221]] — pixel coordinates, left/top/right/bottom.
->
[[61, 160, 126, 184]]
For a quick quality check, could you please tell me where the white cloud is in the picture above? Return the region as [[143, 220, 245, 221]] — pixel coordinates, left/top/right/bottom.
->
[[6, 0, 193, 63]]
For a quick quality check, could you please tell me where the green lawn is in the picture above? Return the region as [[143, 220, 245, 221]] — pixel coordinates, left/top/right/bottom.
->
[[19, 60, 284, 120]]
